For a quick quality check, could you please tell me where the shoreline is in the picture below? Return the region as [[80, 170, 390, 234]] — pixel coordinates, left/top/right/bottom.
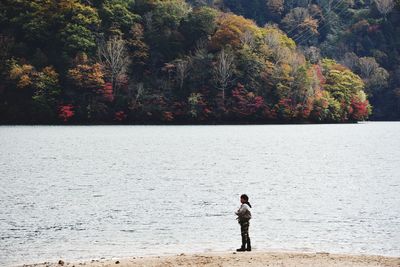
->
[[19, 251, 400, 267], [2, 121, 399, 127]]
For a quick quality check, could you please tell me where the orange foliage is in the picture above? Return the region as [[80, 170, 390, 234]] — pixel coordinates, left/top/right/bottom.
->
[[68, 63, 105, 90], [210, 13, 259, 50]]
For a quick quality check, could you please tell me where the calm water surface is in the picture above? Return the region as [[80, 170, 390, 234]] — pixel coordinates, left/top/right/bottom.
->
[[0, 123, 399, 266]]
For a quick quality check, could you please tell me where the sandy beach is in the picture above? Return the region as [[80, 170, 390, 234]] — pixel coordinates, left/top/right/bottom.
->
[[22, 251, 400, 267]]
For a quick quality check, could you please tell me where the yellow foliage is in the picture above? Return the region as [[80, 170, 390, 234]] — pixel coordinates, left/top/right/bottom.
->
[[262, 26, 296, 50], [9, 66, 23, 80], [22, 64, 34, 73], [18, 74, 33, 88], [210, 13, 261, 50], [68, 63, 105, 89], [9, 64, 33, 80], [9, 63, 35, 88], [356, 90, 367, 102], [58, 0, 100, 26], [42, 66, 59, 80]]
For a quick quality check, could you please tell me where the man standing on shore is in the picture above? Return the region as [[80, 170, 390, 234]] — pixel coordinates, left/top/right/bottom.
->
[[235, 194, 252, 252]]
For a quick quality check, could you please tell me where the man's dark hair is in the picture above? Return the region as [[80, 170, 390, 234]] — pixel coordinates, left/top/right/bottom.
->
[[240, 194, 252, 208]]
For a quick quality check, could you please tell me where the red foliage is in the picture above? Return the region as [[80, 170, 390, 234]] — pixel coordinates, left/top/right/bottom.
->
[[273, 98, 312, 120], [273, 98, 296, 120], [231, 83, 264, 117], [350, 98, 370, 120], [101, 82, 114, 102], [114, 111, 127, 121], [59, 104, 74, 122]]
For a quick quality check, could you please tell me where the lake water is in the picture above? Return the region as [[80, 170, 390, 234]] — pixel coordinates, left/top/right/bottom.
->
[[0, 123, 399, 266]]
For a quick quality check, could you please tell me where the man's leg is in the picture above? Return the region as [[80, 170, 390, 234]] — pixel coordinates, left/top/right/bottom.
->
[[236, 222, 248, 251], [237, 221, 249, 252]]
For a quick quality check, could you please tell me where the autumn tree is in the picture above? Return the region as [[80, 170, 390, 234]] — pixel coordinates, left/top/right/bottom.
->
[[210, 13, 262, 50], [58, 0, 101, 55], [230, 83, 264, 119], [67, 56, 107, 120], [213, 48, 234, 102], [98, 36, 130, 96], [7, 61, 61, 122], [322, 59, 371, 120]]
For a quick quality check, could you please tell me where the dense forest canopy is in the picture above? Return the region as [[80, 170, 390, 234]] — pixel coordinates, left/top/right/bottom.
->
[[221, 0, 400, 119], [0, 0, 397, 124]]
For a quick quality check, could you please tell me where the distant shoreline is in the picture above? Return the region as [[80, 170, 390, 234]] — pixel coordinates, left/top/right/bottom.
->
[[0, 121, 375, 126], [18, 251, 400, 267], [3, 120, 400, 126]]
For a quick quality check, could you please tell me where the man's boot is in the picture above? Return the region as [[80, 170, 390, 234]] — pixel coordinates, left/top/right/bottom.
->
[[246, 237, 251, 251], [236, 236, 246, 252]]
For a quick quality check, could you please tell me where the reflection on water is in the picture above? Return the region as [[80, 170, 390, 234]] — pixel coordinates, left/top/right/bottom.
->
[[0, 123, 399, 266]]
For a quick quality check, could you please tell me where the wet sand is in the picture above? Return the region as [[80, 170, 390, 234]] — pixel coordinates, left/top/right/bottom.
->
[[22, 251, 400, 267]]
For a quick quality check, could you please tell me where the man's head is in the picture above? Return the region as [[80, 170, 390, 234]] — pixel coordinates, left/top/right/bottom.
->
[[240, 194, 249, 204]]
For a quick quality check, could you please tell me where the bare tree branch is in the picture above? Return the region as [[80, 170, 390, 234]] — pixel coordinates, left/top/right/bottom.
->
[[214, 49, 234, 101], [175, 59, 191, 90], [98, 37, 130, 96]]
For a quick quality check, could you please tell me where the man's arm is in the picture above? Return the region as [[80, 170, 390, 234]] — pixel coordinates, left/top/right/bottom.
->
[[235, 204, 248, 216]]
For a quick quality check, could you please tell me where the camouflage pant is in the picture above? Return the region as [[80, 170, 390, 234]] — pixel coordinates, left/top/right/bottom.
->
[[240, 220, 250, 242]]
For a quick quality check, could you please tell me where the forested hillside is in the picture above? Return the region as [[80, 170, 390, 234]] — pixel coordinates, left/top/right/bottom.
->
[[221, 0, 400, 120], [2, 0, 395, 124]]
